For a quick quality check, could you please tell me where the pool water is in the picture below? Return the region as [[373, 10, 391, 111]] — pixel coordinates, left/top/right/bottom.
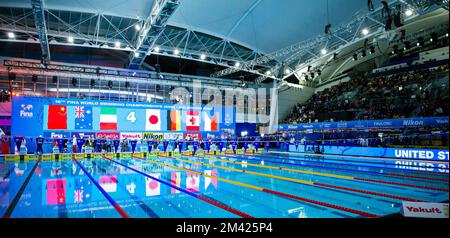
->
[[0, 152, 448, 218]]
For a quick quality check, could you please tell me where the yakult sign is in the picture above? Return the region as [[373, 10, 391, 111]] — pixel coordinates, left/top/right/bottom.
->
[[401, 202, 449, 218]]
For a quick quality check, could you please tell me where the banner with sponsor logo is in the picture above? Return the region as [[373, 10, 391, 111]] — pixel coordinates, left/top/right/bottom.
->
[[96, 132, 120, 139], [163, 133, 183, 140], [401, 202, 449, 218], [277, 117, 449, 131], [120, 132, 142, 140], [71, 132, 96, 139], [142, 132, 164, 141], [184, 133, 202, 140]]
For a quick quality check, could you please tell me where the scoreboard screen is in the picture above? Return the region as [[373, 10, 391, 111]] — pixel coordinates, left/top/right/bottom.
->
[[11, 96, 236, 139]]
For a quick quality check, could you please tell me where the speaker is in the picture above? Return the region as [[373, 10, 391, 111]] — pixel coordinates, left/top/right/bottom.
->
[[90, 79, 96, 87], [52, 76, 58, 84], [108, 80, 113, 89], [32, 75, 38, 83]]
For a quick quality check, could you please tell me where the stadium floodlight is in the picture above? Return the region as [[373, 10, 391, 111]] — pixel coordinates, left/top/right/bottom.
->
[[115, 41, 121, 48], [134, 52, 140, 57], [200, 54, 206, 60], [266, 70, 271, 75], [321, 49, 327, 55], [135, 24, 141, 31], [174, 49, 180, 55], [7, 32, 15, 39], [285, 69, 291, 74], [405, 9, 413, 16], [235, 62, 241, 67], [362, 28, 369, 36], [154, 46, 160, 52], [67, 36, 74, 43]]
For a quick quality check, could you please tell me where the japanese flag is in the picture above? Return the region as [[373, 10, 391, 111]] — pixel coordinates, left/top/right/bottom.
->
[[145, 174, 161, 196], [146, 110, 161, 131]]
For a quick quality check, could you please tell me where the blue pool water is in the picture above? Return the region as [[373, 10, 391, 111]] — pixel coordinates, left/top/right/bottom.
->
[[0, 152, 448, 218]]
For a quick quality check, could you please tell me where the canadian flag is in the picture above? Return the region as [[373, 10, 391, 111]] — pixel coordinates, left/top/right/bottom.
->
[[186, 111, 200, 131], [186, 172, 200, 192], [145, 174, 161, 196], [145, 110, 161, 131]]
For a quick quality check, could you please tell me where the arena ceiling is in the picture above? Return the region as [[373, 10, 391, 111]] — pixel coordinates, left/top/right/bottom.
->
[[0, 0, 447, 83]]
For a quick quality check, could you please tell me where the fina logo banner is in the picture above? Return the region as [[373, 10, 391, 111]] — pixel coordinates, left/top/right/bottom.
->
[[19, 104, 33, 118], [401, 202, 449, 218]]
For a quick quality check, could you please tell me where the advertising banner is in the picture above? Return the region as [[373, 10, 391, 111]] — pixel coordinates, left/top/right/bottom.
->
[[401, 202, 449, 218]]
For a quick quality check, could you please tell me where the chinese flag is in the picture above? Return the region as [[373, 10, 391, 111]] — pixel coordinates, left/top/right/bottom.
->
[[48, 105, 68, 130]]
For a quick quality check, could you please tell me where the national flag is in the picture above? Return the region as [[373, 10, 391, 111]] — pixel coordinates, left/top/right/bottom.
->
[[74, 177, 92, 203], [170, 172, 181, 194], [167, 110, 181, 131], [186, 111, 200, 131], [99, 176, 117, 193], [145, 109, 161, 131], [46, 179, 66, 205], [47, 105, 67, 130], [100, 108, 117, 130], [75, 106, 93, 130], [204, 169, 218, 190], [186, 172, 199, 192], [203, 111, 218, 131], [74, 190, 83, 203], [145, 174, 161, 196]]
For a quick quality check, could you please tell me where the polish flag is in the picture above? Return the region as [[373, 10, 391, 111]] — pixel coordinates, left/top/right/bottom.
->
[[171, 172, 181, 194], [204, 169, 218, 190], [145, 110, 161, 131], [99, 176, 117, 193], [186, 111, 200, 131], [145, 174, 161, 196], [186, 172, 200, 192]]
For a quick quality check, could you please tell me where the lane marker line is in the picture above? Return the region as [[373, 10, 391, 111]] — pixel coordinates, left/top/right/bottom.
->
[[133, 155, 380, 218], [2, 158, 41, 218], [103, 156, 253, 218], [72, 157, 129, 218]]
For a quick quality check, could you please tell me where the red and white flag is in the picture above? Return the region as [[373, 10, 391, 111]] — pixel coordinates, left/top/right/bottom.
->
[[145, 174, 161, 196], [204, 169, 218, 190], [171, 172, 181, 194], [186, 111, 200, 131], [99, 176, 117, 193], [145, 109, 161, 131], [186, 172, 200, 192], [203, 111, 218, 131]]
